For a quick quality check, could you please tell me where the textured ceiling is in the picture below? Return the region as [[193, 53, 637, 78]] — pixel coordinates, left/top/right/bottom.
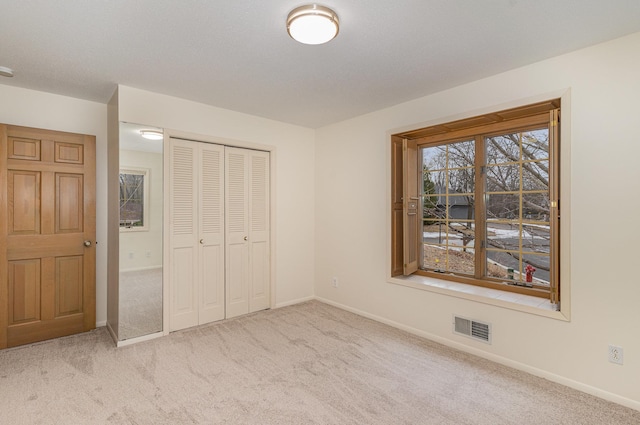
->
[[1, 1, 640, 128]]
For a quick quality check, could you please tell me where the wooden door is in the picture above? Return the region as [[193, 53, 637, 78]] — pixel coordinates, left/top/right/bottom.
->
[[0, 124, 96, 349]]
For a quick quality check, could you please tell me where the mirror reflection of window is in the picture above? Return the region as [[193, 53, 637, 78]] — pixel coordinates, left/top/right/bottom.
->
[[119, 168, 149, 231]]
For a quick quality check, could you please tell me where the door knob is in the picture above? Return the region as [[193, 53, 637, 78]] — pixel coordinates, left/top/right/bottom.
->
[[83, 240, 92, 247], [199, 239, 204, 244], [243, 236, 248, 241]]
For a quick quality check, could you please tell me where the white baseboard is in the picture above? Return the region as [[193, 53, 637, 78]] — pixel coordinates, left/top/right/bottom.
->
[[96, 320, 107, 328], [119, 265, 163, 273], [275, 295, 315, 309], [315, 296, 640, 412], [116, 331, 163, 347]]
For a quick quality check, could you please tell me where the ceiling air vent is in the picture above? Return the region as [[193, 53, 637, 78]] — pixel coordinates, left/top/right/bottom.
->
[[453, 315, 491, 344]]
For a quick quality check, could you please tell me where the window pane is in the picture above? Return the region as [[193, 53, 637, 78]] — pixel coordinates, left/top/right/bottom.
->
[[486, 164, 519, 192], [424, 169, 446, 194], [446, 221, 475, 248], [486, 134, 520, 165], [447, 140, 475, 168], [423, 221, 446, 245], [486, 193, 520, 221], [448, 248, 475, 276], [522, 130, 549, 161], [522, 161, 549, 191], [522, 255, 550, 286], [522, 193, 550, 221], [522, 224, 550, 254], [486, 222, 520, 252], [423, 146, 447, 170], [423, 244, 443, 271]]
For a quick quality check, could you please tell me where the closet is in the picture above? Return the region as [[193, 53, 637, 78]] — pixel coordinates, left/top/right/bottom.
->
[[168, 138, 269, 331]]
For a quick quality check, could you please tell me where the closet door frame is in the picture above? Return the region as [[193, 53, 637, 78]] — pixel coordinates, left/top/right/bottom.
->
[[163, 131, 275, 335]]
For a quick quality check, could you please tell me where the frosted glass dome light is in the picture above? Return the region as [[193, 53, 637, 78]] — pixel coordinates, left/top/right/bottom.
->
[[287, 4, 339, 45]]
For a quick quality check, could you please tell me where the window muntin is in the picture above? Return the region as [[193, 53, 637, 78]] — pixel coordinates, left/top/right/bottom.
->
[[484, 128, 551, 287], [420, 125, 552, 289], [422, 140, 476, 276], [119, 168, 149, 231]]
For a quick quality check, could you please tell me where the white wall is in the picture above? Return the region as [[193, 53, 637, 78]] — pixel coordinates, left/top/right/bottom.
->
[[0, 85, 109, 326], [119, 150, 163, 271], [117, 86, 316, 306], [315, 32, 640, 408]]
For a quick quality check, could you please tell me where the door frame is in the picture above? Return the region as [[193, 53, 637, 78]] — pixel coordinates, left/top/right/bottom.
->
[[162, 129, 276, 335]]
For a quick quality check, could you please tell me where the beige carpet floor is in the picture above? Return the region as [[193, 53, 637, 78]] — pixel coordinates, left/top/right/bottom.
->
[[118, 268, 163, 341], [0, 301, 638, 424]]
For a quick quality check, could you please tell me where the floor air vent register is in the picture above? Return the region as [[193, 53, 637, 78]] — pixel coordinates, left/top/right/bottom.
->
[[453, 315, 491, 344]]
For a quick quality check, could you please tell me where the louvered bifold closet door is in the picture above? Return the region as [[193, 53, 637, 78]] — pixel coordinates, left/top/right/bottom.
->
[[169, 138, 199, 331], [225, 147, 270, 318], [248, 150, 270, 313], [225, 147, 250, 318], [198, 143, 225, 324]]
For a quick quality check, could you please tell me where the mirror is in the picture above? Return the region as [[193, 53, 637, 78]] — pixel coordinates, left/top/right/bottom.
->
[[118, 122, 163, 340]]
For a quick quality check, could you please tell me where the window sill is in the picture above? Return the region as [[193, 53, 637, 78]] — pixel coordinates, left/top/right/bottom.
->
[[389, 274, 568, 321], [119, 227, 149, 233]]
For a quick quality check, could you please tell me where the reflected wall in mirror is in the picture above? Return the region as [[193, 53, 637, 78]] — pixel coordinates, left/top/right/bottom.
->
[[118, 122, 163, 340]]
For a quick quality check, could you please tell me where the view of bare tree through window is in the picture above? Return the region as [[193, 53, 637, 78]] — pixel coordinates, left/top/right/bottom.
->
[[120, 172, 145, 228], [421, 127, 551, 286]]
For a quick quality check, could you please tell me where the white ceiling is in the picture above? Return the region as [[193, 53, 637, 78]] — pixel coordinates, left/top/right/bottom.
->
[[1, 1, 639, 128]]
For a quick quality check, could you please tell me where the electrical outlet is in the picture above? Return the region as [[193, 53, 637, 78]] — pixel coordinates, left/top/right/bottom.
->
[[331, 277, 339, 288], [145, 251, 151, 258], [608, 345, 623, 365]]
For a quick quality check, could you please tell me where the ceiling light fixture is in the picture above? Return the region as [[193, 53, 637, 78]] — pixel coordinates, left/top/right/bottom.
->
[[287, 4, 339, 45], [139, 130, 163, 140], [0, 66, 14, 78]]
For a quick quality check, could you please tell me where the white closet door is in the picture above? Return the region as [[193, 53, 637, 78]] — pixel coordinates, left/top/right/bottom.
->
[[169, 139, 199, 331], [249, 150, 270, 313], [225, 147, 249, 319], [198, 143, 225, 324]]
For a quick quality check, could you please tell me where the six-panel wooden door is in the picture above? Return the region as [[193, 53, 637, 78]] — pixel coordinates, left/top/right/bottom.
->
[[0, 124, 96, 349]]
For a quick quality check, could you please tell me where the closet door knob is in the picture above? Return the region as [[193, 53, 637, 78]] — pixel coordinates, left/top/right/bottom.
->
[[199, 239, 204, 244], [243, 236, 248, 241]]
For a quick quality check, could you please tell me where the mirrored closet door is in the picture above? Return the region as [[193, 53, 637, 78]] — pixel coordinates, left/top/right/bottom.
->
[[118, 123, 164, 340]]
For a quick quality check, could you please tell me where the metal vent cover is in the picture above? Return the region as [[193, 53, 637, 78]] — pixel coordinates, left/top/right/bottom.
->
[[453, 315, 491, 344]]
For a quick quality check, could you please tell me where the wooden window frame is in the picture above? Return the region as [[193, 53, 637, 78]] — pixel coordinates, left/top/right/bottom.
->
[[391, 99, 560, 304]]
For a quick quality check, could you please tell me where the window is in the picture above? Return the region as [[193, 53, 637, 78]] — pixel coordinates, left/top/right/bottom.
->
[[119, 168, 149, 231], [392, 100, 560, 306]]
